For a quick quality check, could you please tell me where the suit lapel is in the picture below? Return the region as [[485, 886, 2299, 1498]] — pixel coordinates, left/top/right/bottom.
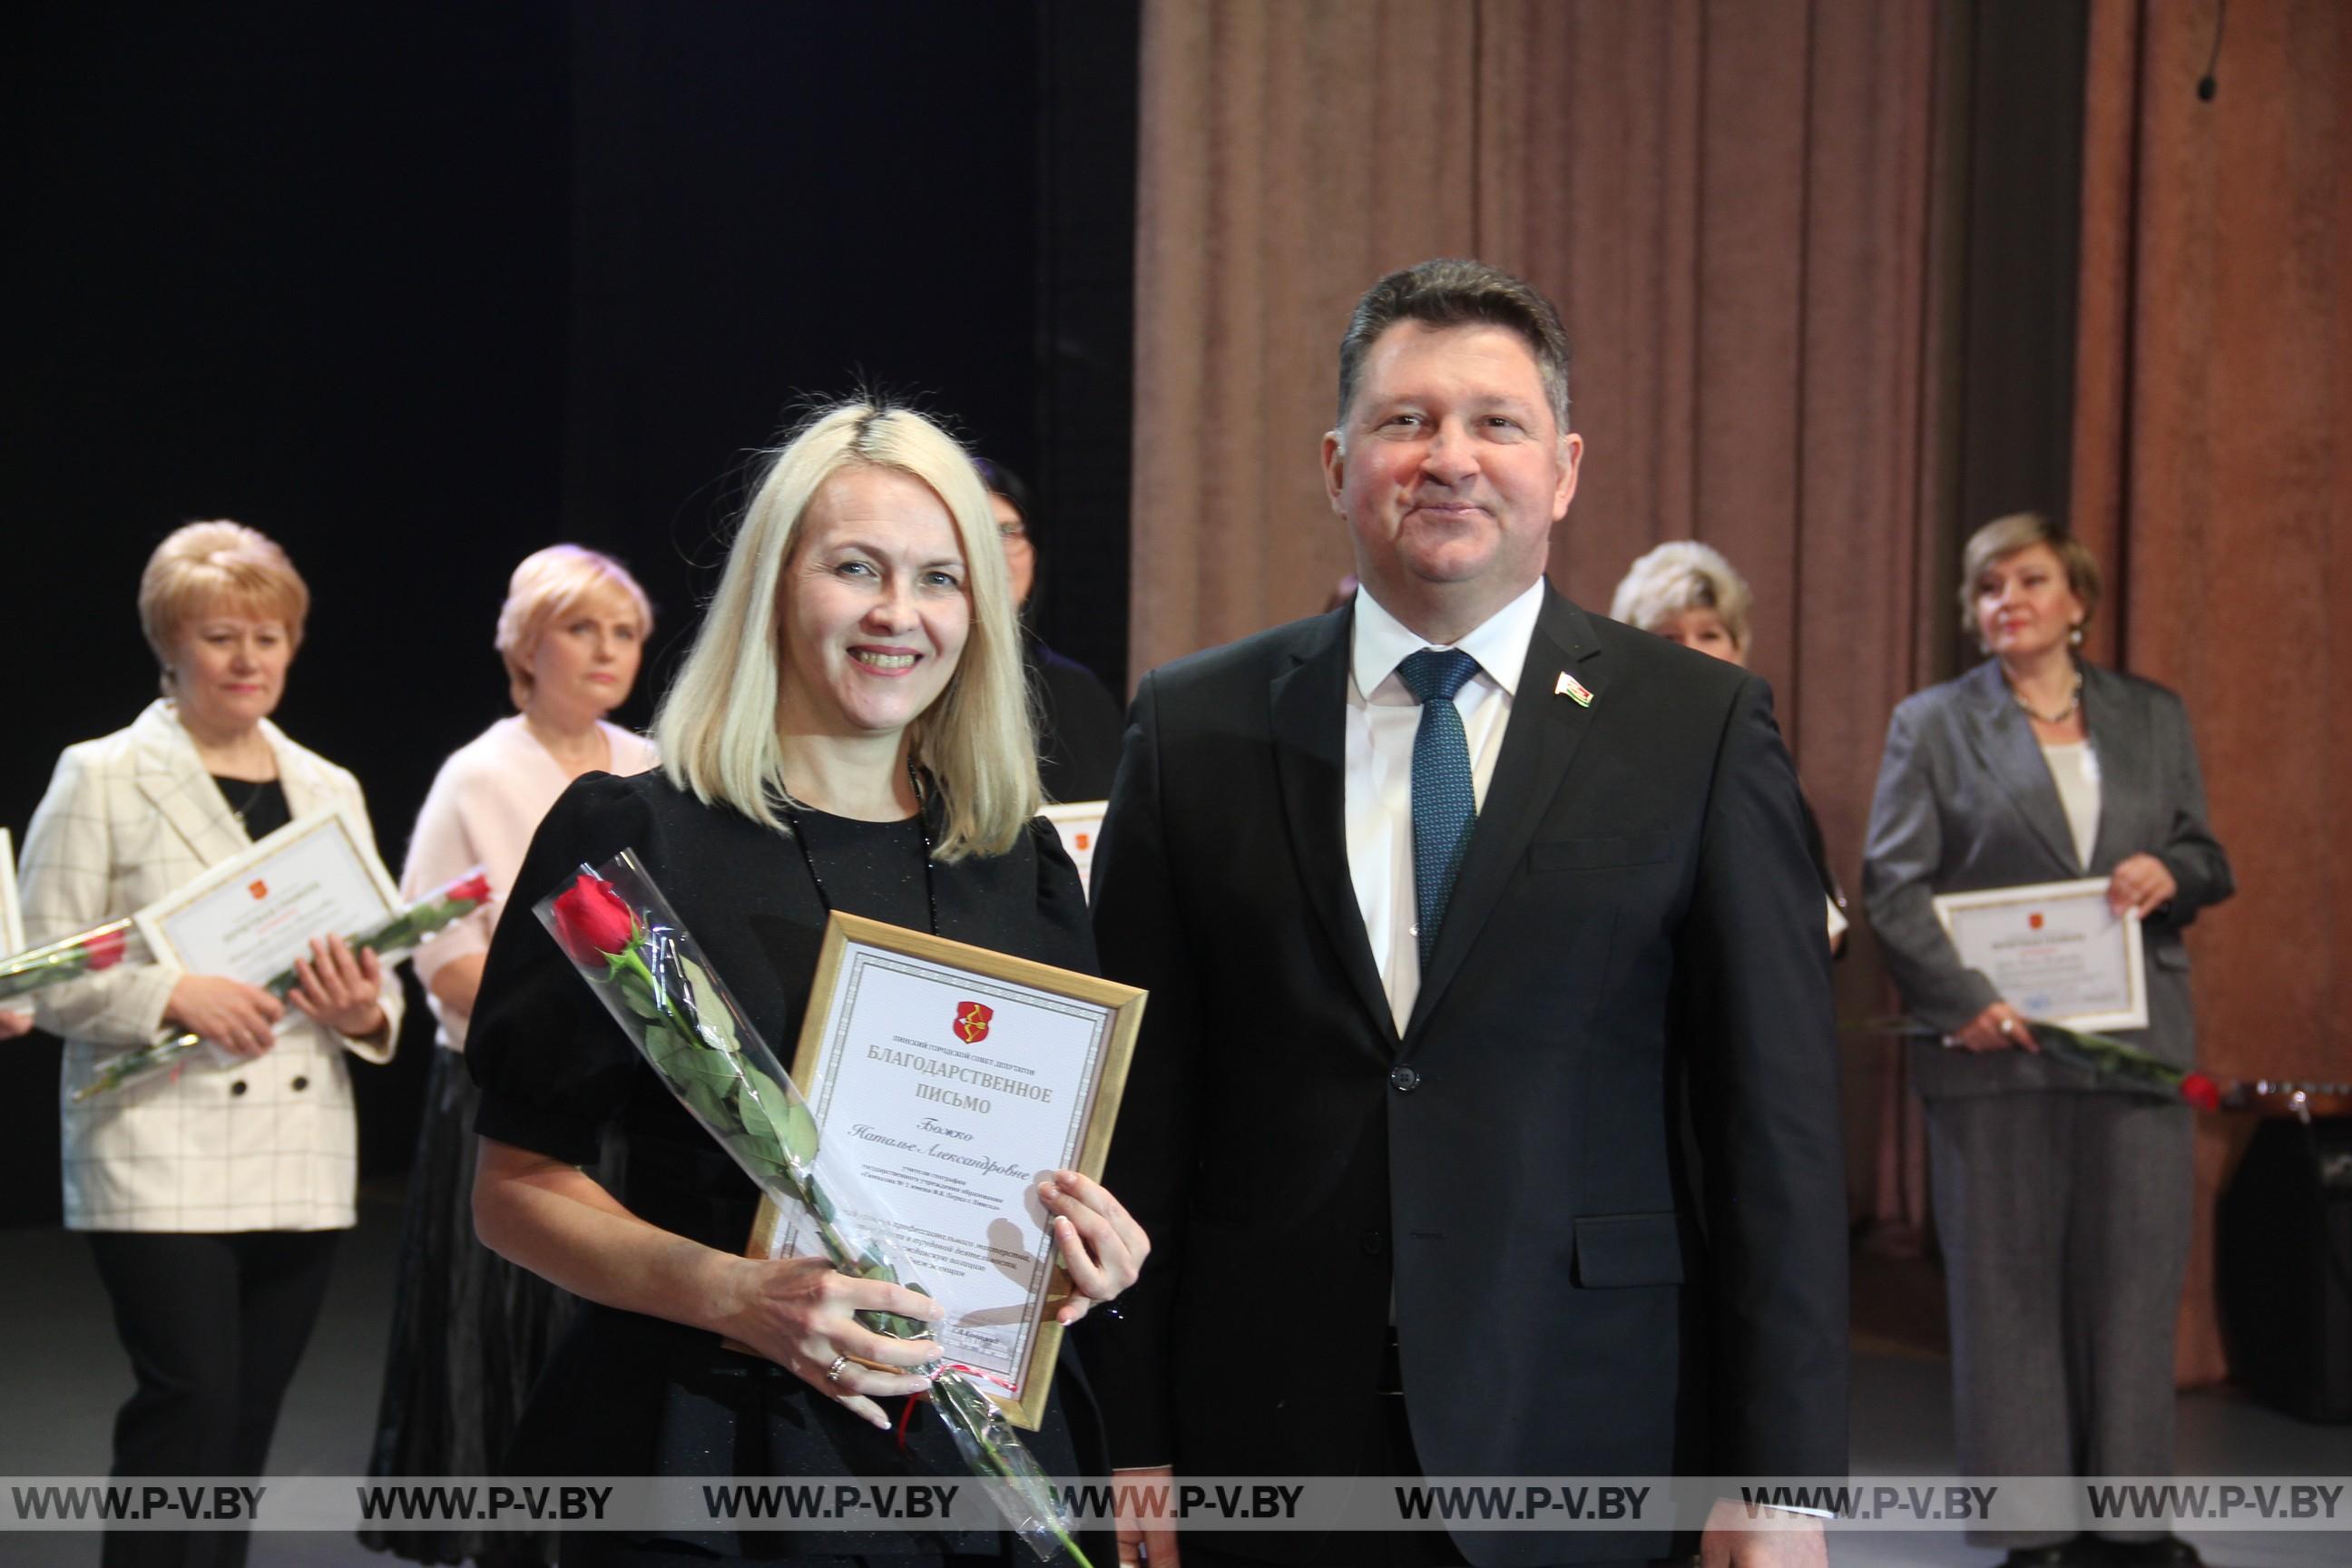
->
[[131, 701, 249, 867], [1404, 591, 1604, 1047], [2081, 664, 2146, 875], [263, 721, 332, 823], [1269, 608, 1396, 1053], [1959, 662, 2082, 874]]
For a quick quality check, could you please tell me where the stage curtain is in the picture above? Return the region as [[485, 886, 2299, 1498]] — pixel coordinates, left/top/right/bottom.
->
[[2069, 0, 2349, 1385], [1129, 0, 1478, 669], [1130, 0, 1953, 1214]]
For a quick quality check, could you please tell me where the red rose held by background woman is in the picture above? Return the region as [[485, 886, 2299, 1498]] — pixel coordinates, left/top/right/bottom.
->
[[82, 929, 128, 972], [447, 873, 494, 907], [549, 874, 634, 965]]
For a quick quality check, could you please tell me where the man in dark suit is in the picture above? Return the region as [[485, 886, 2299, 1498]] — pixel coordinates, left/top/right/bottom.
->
[[1085, 260, 1847, 1568]]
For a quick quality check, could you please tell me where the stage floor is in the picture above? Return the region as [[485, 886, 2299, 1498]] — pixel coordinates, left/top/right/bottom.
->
[[1, 1193, 2343, 1567]]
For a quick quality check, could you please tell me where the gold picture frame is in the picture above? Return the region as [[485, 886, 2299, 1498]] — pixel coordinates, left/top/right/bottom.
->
[[746, 911, 1143, 1429]]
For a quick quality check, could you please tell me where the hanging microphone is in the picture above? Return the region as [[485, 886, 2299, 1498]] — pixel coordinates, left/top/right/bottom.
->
[[2197, 0, 2226, 102]]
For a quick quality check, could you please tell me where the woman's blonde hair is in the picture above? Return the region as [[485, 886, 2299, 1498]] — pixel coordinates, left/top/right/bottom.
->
[[1608, 540, 1753, 652], [653, 400, 1038, 860], [495, 544, 654, 710], [1957, 513, 2102, 651], [138, 521, 310, 690]]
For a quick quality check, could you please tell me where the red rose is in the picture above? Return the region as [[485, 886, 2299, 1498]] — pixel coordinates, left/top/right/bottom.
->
[[82, 929, 128, 973], [447, 873, 494, 907], [550, 875, 634, 965], [2179, 1072, 2222, 1112]]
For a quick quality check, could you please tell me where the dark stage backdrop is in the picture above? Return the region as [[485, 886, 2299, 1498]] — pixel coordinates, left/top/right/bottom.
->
[[1, 0, 1139, 1226]]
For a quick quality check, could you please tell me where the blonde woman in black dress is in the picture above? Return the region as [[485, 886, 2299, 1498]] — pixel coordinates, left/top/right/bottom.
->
[[466, 402, 1145, 1567]]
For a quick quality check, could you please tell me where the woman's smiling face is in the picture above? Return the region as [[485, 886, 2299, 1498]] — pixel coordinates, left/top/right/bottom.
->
[[774, 465, 971, 740]]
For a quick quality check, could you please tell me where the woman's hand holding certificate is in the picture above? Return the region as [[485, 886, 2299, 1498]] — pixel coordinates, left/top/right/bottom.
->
[[162, 935, 385, 1056], [79, 864, 493, 1100], [285, 934, 390, 1040], [1037, 1169, 1148, 1326], [163, 973, 286, 1058], [2105, 852, 2178, 919], [712, 1252, 946, 1422], [1931, 877, 2151, 1033]]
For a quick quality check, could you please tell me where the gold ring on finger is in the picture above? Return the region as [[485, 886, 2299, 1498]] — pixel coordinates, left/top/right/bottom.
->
[[825, 1354, 850, 1384]]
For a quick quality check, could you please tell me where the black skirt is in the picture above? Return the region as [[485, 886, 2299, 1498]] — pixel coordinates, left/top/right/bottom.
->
[[363, 1046, 582, 1566]]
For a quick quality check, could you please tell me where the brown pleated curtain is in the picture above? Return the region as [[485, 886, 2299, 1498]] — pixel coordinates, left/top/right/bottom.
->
[[2071, 0, 2349, 1383], [1130, 0, 1952, 1236]]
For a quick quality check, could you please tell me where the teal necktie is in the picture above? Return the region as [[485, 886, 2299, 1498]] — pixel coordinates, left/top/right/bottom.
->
[[1396, 648, 1481, 966]]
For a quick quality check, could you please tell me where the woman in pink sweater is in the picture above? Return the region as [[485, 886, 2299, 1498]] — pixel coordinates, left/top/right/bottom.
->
[[364, 545, 657, 1566]]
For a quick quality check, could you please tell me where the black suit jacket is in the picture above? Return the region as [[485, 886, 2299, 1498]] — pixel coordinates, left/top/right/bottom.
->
[[1027, 634, 1126, 803], [1085, 591, 1847, 1566]]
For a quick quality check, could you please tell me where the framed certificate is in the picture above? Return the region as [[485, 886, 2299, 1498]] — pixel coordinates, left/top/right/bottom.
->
[[1932, 877, 2149, 1032], [0, 828, 24, 956], [1039, 800, 1109, 898], [132, 808, 401, 988], [748, 912, 1143, 1429]]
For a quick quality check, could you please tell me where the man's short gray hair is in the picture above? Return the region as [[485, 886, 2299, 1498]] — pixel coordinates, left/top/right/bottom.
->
[[1337, 258, 1573, 435]]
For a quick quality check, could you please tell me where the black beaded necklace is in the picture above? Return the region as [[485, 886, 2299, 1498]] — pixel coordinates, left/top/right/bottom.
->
[[778, 760, 941, 937], [2009, 665, 2086, 726]]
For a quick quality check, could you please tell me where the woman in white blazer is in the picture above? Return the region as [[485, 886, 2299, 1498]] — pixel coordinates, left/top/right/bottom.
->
[[19, 521, 402, 1568]]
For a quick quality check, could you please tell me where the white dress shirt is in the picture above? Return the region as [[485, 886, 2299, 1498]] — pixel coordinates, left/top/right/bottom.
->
[[1345, 579, 1547, 1034]]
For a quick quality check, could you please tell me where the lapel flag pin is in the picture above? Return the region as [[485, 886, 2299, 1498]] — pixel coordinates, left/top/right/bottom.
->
[[1555, 671, 1594, 708]]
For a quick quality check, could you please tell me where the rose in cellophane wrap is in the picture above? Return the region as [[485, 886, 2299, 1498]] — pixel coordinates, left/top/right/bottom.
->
[[71, 868, 495, 1102], [534, 850, 1088, 1566], [2026, 1020, 2228, 1110], [1, 919, 142, 1004], [1859, 1014, 2230, 1111]]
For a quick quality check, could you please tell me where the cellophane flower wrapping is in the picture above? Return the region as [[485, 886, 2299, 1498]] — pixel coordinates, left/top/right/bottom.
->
[[1857, 1014, 2228, 1111], [2024, 1020, 2226, 1110], [0, 919, 142, 1003], [71, 868, 495, 1102], [534, 849, 1087, 1565]]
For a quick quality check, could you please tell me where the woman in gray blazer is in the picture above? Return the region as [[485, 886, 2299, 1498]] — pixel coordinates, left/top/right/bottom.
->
[[1864, 514, 2232, 1568], [19, 521, 403, 1568]]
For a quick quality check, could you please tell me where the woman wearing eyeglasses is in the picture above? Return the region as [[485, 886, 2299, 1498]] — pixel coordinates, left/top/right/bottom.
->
[[976, 459, 1124, 804]]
